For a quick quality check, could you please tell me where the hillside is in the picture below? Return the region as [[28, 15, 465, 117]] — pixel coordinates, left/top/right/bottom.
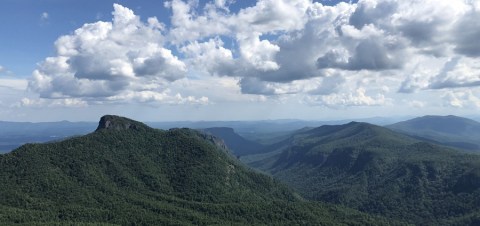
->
[[202, 127, 264, 156], [0, 115, 384, 225], [248, 122, 480, 225], [387, 115, 480, 151]]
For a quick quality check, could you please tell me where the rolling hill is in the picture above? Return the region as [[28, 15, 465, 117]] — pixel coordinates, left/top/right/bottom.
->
[[387, 115, 480, 151], [248, 121, 480, 225], [0, 115, 384, 225]]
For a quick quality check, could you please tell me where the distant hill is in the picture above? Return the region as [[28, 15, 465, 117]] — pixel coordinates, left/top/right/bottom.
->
[[148, 117, 403, 142], [202, 127, 264, 156], [387, 115, 480, 151], [0, 121, 96, 153], [248, 122, 480, 225], [0, 116, 404, 154], [0, 115, 383, 225]]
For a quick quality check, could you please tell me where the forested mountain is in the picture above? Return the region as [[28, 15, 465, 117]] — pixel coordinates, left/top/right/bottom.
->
[[0, 115, 384, 225], [248, 122, 480, 225], [202, 127, 264, 156], [387, 115, 480, 151]]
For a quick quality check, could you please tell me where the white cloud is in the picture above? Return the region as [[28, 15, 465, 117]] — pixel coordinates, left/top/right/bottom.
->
[[25, 1, 480, 112], [0, 78, 28, 90], [29, 4, 195, 106], [408, 100, 426, 108], [429, 57, 480, 89], [442, 90, 480, 108], [105, 90, 209, 105], [180, 38, 235, 76], [17, 98, 87, 108], [305, 87, 390, 107], [237, 34, 280, 71]]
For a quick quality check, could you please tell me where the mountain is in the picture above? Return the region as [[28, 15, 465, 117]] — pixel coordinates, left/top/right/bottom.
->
[[0, 115, 383, 225], [148, 117, 404, 144], [387, 115, 480, 151], [248, 122, 480, 225], [202, 127, 264, 156], [0, 116, 404, 154]]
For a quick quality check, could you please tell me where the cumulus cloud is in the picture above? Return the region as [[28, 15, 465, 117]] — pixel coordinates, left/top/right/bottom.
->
[[316, 38, 405, 71], [239, 77, 309, 95], [408, 100, 425, 108], [442, 90, 480, 108], [308, 75, 345, 95], [17, 98, 88, 108], [453, 3, 480, 57], [180, 38, 236, 76], [400, 57, 480, 92], [29, 4, 205, 105], [105, 90, 209, 105], [26, 1, 480, 110], [0, 78, 28, 90], [166, 0, 316, 83], [429, 57, 480, 89], [305, 87, 390, 107]]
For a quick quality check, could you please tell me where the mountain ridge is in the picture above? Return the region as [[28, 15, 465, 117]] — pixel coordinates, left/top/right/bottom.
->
[[0, 115, 384, 225], [202, 127, 264, 156], [387, 115, 480, 151], [246, 121, 480, 225]]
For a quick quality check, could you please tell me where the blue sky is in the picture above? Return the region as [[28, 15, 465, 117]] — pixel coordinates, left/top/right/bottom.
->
[[1, 0, 352, 76], [0, 0, 479, 122]]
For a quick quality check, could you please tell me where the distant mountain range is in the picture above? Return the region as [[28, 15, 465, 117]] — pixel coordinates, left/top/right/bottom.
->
[[0, 117, 404, 153], [246, 121, 480, 225], [0, 115, 382, 225], [387, 115, 480, 151], [202, 127, 264, 156], [0, 121, 96, 153]]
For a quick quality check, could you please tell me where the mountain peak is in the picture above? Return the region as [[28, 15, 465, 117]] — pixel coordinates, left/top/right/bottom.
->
[[95, 115, 148, 132]]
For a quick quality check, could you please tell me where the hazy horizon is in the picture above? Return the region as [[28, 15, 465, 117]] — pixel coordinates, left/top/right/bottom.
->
[[1, 114, 480, 124]]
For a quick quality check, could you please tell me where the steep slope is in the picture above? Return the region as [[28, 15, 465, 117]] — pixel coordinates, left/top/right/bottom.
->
[[249, 122, 480, 225], [0, 115, 383, 225], [387, 115, 480, 151], [202, 127, 264, 156]]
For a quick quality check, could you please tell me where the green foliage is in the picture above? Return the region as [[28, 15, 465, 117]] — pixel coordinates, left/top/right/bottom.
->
[[249, 122, 480, 225], [0, 116, 388, 225]]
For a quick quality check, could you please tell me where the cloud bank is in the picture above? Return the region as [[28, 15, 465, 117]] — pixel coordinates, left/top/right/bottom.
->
[[28, 0, 480, 109]]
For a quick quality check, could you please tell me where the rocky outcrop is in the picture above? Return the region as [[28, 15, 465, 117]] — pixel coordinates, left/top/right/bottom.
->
[[95, 115, 147, 132]]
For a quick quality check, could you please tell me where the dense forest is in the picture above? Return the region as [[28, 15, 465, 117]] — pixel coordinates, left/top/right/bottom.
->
[[0, 115, 389, 225], [3, 115, 480, 225], [247, 122, 480, 225]]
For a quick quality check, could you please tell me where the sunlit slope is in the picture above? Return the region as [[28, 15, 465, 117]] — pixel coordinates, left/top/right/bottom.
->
[[249, 122, 480, 225]]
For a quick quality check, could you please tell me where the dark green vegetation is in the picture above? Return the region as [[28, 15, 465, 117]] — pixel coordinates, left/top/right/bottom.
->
[[247, 122, 480, 225], [388, 115, 480, 151], [0, 115, 387, 225], [202, 127, 264, 156]]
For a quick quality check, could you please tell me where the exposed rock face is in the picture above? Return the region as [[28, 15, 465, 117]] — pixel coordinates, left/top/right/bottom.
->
[[95, 115, 146, 132]]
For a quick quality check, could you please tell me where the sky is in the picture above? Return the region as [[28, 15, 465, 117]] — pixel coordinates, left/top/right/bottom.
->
[[0, 0, 479, 122]]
